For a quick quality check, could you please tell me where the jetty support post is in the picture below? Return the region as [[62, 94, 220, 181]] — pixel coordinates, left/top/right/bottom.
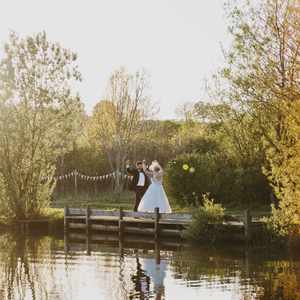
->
[[155, 240, 161, 264], [244, 209, 252, 242], [64, 206, 69, 232], [48, 220, 53, 235], [119, 207, 124, 239], [64, 233, 69, 253], [154, 207, 160, 240], [118, 209, 124, 257], [64, 205, 69, 253], [86, 205, 90, 235], [85, 205, 91, 255]]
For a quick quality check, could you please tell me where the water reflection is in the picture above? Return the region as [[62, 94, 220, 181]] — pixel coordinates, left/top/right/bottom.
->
[[127, 250, 167, 299], [129, 253, 151, 299], [0, 232, 65, 300], [140, 256, 166, 299], [0, 231, 299, 300]]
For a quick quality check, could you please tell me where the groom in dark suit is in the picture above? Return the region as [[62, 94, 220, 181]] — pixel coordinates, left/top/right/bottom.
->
[[126, 160, 150, 211]]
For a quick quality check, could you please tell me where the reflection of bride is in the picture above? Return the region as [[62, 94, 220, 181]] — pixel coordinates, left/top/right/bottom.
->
[[141, 257, 167, 299], [137, 160, 172, 213]]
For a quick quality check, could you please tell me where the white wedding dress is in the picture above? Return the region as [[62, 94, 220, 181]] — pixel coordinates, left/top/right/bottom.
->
[[137, 163, 172, 213], [141, 257, 167, 293]]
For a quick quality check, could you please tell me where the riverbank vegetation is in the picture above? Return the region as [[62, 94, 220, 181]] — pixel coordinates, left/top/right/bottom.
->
[[183, 194, 225, 243], [0, 32, 83, 221], [0, 0, 299, 245]]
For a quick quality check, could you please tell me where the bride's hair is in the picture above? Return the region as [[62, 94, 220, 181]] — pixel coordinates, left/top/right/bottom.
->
[[154, 166, 160, 172], [149, 160, 161, 172]]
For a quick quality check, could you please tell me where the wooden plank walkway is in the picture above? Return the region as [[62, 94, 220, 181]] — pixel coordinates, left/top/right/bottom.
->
[[64, 206, 192, 239], [64, 206, 265, 241]]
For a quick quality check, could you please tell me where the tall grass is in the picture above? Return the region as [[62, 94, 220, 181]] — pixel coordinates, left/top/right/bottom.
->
[[51, 191, 135, 210]]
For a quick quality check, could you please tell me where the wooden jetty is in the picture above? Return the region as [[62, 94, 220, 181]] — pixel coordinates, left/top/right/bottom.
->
[[64, 206, 266, 241], [64, 206, 192, 239]]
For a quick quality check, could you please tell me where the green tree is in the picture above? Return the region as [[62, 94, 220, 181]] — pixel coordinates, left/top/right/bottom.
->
[[168, 101, 270, 208], [132, 120, 180, 165], [0, 32, 83, 220], [88, 67, 156, 192], [219, 0, 300, 232]]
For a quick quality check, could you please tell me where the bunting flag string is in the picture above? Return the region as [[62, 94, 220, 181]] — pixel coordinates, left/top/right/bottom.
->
[[42, 170, 133, 182]]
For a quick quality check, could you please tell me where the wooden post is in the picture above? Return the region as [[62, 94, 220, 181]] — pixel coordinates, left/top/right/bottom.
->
[[64, 230, 69, 253], [64, 206, 69, 253], [25, 222, 29, 234], [119, 207, 124, 239], [17, 222, 22, 233], [244, 209, 252, 242], [94, 181, 97, 195], [86, 205, 90, 235], [86, 234, 91, 256], [119, 238, 124, 257], [155, 240, 160, 265], [85, 205, 91, 255], [64, 206, 69, 232], [48, 221, 53, 235], [154, 207, 160, 240]]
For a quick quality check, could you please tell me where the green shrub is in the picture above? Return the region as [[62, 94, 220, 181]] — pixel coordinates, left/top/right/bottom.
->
[[184, 194, 225, 243], [165, 152, 270, 208], [263, 203, 300, 245], [164, 152, 234, 207]]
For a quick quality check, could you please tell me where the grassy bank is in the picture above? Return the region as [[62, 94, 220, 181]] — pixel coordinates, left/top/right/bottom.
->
[[1, 191, 271, 226], [51, 191, 186, 212], [0, 208, 64, 228], [51, 191, 135, 210], [51, 191, 271, 216]]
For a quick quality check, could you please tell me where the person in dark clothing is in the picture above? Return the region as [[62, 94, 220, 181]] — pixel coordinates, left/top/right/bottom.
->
[[126, 160, 150, 211]]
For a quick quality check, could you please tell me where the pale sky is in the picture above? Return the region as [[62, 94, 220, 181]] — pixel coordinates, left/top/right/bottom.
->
[[0, 0, 229, 119]]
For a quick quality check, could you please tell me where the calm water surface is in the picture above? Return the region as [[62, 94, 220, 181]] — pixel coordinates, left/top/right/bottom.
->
[[0, 232, 299, 300]]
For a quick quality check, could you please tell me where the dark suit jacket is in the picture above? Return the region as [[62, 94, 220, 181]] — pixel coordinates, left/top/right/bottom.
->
[[126, 166, 150, 191]]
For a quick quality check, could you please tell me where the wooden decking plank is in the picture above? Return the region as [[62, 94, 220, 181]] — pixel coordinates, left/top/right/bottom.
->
[[68, 208, 86, 215], [90, 209, 120, 217], [66, 216, 86, 219], [69, 223, 86, 229], [68, 207, 193, 220], [91, 224, 119, 232], [67, 215, 190, 226]]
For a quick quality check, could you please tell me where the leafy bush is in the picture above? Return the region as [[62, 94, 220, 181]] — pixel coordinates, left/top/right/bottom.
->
[[264, 203, 300, 244], [184, 194, 225, 243], [165, 152, 233, 207], [165, 152, 270, 208]]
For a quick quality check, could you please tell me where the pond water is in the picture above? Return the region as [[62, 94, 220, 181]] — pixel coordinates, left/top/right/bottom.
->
[[0, 232, 299, 300]]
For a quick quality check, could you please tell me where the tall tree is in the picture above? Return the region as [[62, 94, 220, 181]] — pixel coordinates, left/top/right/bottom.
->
[[88, 67, 155, 192], [0, 32, 83, 220], [220, 0, 300, 232]]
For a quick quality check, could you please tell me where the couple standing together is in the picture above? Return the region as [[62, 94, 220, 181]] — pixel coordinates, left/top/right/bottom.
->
[[126, 160, 172, 213]]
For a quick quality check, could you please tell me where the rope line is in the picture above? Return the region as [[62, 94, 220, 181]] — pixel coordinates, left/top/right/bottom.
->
[[43, 170, 133, 181]]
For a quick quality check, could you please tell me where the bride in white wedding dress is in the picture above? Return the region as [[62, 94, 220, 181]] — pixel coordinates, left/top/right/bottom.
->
[[137, 160, 172, 213]]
